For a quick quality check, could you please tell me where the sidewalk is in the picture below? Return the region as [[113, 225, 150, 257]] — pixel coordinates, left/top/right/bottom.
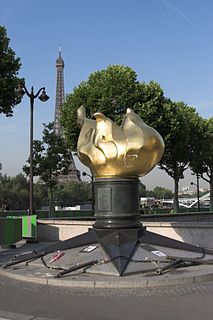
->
[[1, 240, 213, 288]]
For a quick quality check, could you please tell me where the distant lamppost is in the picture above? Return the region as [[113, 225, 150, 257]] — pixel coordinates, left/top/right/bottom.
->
[[191, 174, 200, 212], [82, 172, 94, 212], [16, 84, 49, 215]]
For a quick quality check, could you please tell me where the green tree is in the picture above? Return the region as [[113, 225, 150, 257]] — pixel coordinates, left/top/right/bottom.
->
[[34, 183, 49, 209], [60, 65, 165, 150], [0, 173, 29, 210], [156, 101, 203, 211], [0, 26, 22, 116], [152, 186, 173, 199], [0, 173, 51, 210], [60, 65, 206, 212], [55, 181, 91, 207], [189, 118, 213, 210], [0, 174, 11, 209], [23, 122, 74, 216]]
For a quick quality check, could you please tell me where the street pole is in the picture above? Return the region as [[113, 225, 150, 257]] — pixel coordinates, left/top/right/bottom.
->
[[29, 89, 34, 215], [16, 84, 49, 215], [191, 175, 200, 212]]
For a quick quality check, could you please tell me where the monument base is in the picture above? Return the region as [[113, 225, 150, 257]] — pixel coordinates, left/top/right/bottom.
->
[[3, 226, 213, 277]]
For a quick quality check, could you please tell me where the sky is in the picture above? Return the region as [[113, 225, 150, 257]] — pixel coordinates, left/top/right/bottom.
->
[[0, 0, 212, 191]]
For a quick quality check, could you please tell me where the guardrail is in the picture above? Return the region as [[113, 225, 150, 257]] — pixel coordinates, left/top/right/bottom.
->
[[140, 211, 213, 222]]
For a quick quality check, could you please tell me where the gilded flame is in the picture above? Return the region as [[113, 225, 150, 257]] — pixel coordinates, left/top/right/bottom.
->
[[77, 106, 165, 178]]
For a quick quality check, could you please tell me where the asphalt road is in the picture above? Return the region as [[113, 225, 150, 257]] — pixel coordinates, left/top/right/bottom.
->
[[0, 275, 213, 320]]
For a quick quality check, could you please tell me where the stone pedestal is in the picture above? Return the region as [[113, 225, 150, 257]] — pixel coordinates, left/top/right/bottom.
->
[[93, 177, 142, 229]]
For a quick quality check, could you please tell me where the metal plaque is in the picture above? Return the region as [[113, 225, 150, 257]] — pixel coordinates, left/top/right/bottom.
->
[[97, 187, 112, 212]]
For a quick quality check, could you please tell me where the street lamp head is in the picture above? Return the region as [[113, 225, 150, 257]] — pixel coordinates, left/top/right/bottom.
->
[[38, 89, 49, 102], [82, 171, 93, 181]]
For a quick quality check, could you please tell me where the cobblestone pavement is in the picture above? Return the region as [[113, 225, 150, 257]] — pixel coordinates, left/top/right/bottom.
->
[[1, 275, 213, 320], [2, 241, 213, 319]]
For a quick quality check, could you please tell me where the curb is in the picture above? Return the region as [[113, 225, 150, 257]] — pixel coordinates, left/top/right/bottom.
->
[[1, 266, 213, 288]]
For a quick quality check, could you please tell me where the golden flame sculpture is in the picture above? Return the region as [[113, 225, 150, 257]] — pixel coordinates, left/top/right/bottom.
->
[[77, 106, 165, 178]]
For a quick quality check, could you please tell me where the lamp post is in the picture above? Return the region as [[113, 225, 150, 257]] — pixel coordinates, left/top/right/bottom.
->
[[82, 172, 94, 212], [191, 173, 200, 212], [16, 84, 49, 215]]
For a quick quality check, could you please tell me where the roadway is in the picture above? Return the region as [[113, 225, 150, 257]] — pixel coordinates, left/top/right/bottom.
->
[[0, 274, 213, 320]]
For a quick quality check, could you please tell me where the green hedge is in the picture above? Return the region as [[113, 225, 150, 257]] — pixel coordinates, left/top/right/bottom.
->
[[141, 207, 210, 215], [0, 210, 94, 219], [52, 210, 94, 217]]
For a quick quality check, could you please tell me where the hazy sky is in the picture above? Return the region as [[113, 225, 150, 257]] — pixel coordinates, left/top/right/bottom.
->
[[0, 0, 212, 191]]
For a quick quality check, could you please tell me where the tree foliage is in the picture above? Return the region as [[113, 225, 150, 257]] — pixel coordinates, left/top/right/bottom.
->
[[23, 122, 74, 214], [0, 26, 22, 116], [0, 173, 29, 210], [0, 173, 51, 210], [55, 181, 91, 206], [149, 186, 173, 199], [154, 101, 203, 211], [59, 64, 211, 212], [61, 65, 165, 150], [189, 118, 213, 210], [0, 173, 93, 211]]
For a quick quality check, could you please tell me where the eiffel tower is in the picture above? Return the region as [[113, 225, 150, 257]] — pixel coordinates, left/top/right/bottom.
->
[[54, 47, 81, 183]]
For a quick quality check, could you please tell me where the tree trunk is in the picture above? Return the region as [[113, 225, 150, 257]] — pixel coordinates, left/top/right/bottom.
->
[[49, 186, 54, 218], [173, 177, 179, 213], [210, 176, 213, 212]]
